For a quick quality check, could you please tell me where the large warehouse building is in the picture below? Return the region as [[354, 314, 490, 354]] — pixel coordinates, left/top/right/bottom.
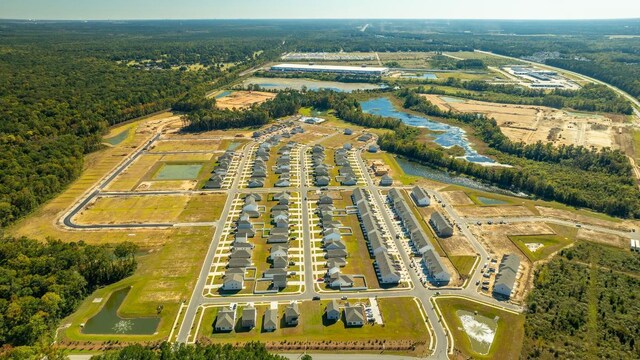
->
[[271, 63, 388, 76]]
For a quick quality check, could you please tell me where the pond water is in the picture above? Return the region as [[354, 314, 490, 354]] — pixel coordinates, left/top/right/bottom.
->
[[242, 77, 385, 93], [154, 164, 203, 180], [476, 196, 508, 205], [227, 141, 243, 151], [104, 128, 130, 146], [396, 156, 518, 194], [440, 96, 466, 103], [402, 73, 438, 80], [457, 310, 497, 355], [82, 287, 160, 335], [215, 90, 234, 99], [361, 97, 495, 164]]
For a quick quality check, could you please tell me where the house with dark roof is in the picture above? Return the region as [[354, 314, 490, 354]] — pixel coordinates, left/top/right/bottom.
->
[[272, 255, 289, 269], [263, 268, 287, 279], [315, 176, 330, 186], [329, 272, 354, 289], [273, 273, 288, 290], [318, 195, 333, 205]]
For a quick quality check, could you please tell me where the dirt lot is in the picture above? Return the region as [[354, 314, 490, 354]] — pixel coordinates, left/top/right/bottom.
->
[[455, 205, 534, 218], [576, 228, 627, 248], [423, 94, 619, 149], [136, 180, 197, 191], [214, 91, 276, 110], [441, 191, 474, 206], [469, 222, 558, 303], [536, 206, 634, 231], [441, 234, 477, 256]]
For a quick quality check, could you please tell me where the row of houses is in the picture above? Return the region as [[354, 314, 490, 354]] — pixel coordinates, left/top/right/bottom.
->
[[205, 150, 235, 189], [222, 194, 263, 291], [335, 148, 358, 186], [248, 138, 278, 188], [310, 144, 331, 187], [315, 194, 354, 289], [353, 188, 402, 285], [388, 188, 450, 285], [264, 192, 295, 290], [493, 253, 521, 299], [274, 142, 297, 187], [215, 302, 301, 332]]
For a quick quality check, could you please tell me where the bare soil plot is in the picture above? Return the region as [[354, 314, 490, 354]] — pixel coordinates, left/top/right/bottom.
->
[[535, 206, 630, 230], [455, 205, 534, 218], [441, 191, 474, 206], [214, 91, 276, 110], [136, 180, 197, 191], [576, 228, 627, 248], [150, 139, 231, 152], [422, 94, 618, 149]]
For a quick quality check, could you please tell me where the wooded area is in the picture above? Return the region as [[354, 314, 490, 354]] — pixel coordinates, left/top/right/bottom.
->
[[523, 242, 640, 359], [0, 237, 137, 350], [90, 342, 288, 360]]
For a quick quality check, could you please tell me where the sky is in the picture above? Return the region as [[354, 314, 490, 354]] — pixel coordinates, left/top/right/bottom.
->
[[0, 0, 637, 20]]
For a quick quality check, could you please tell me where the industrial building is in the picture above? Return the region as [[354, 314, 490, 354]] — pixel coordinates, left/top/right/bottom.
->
[[271, 63, 389, 76]]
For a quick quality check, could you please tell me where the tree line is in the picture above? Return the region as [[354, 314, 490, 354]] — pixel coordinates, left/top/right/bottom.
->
[[88, 342, 289, 360]]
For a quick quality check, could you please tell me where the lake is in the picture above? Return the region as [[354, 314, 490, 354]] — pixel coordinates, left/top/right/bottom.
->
[[242, 77, 385, 93], [361, 97, 495, 164]]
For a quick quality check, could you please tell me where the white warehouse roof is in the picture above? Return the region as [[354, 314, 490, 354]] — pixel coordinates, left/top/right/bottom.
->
[[271, 63, 388, 74]]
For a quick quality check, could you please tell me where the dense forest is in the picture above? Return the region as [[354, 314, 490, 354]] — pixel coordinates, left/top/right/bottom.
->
[[0, 22, 280, 227], [90, 342, 289, 360], [523, 242, 640, 359], [0, 237, 138, 351]]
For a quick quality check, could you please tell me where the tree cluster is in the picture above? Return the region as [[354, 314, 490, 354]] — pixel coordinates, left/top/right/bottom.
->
[[90, 342, 288, 360]]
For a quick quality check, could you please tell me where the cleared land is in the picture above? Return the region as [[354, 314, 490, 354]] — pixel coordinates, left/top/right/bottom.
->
[[424, 94, 619, 149], [213, 91, 276, 110], [436, 296, 524, 360], [198, 297, 430, 356], [150, 139, 243, 152]]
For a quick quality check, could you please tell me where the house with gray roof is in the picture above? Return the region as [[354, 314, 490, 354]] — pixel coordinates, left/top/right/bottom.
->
[[329, 272, 354, 289], [267, 234, 288, 244], [272, 255, 289, 269], [215, 308, 235, 332], [411, 186, 430, 207], [315, 176, 330, 186], [326, 248, 348, 259], [263, 268, 287, 279], [325, 239, 346, 251], [284, 302, 300, 326], [318, 195, 333, 205], [222, 272, 243, 291], [344, 304, 366, 327], [375, 252, 401, 284], [227, 258, 252, 269], [493, 254, 521, 299], [379, 175, 393, 186], [263, 308, 278, 331], [273, 273, 288, 290], [341, 176, 357, 186], [367, 230, 388, 255], [429, 212, 453, 238], [422, 248, 450, 285], [411, 229, 432, 255], [230, 248, 252, 259], [326, 299, 340, 321], [269, 244, 288, 260], [242, 306, 256, 329]]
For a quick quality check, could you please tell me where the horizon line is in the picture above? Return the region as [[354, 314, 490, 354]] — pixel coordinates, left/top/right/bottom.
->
[[1, 17, 639, 22]]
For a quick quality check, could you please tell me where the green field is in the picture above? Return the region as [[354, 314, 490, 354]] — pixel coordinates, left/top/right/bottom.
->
[[449, 255, 477, 277], [436, 297, 524, 360], [509, 233, 575, 262]]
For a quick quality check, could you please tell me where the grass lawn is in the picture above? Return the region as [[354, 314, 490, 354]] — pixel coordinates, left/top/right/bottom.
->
[[436, 297, 524, 360], [299, 107, 393, 137], [149, 139, 239, 152], [105, 154, 164, 191], [633, 129, 640, 162], [362, 152, 420, 185], [509, 225, 575, 262], [449, 256, 477, 277], [60, 226, 215, 343], [198, 297, 429, 355], [74, 193, 226, 225]]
